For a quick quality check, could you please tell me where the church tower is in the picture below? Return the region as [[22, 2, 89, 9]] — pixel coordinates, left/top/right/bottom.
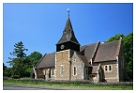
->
[[56, 17, 80, 52], [55, 9, 80, 80]]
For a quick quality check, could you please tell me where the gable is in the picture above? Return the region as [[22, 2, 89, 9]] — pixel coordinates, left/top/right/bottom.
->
[[80, 42, 99, 62], [94, 40, 120, 62]]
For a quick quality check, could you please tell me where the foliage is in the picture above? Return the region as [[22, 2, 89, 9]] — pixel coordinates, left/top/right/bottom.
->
[[74, 79, 79, 86], [3, 63, 12, 77], [11, 75, 19, 79], [27, 51, 42, 67], [123, 32, 133, 80], [3, 63, 7, 71], [24, 51, 42, 77], [5, 41, 42, 78], [7, 41, 28, 78], [106, 34, 124, 42], [106, 32, 133, 81]]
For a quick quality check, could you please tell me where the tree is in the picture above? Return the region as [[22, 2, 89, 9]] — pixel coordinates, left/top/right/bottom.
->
[[3, 63, 7, 71], [106, 32, 133, 81], [8, 41, 28, 78], [28, 51, 42, 67], [106, 34, 124, 42], [123, 32, 133, 81], [24, 51, 42, 77]]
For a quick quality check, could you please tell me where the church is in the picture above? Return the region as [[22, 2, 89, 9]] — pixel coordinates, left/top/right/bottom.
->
[[32, 12, 125, 83]]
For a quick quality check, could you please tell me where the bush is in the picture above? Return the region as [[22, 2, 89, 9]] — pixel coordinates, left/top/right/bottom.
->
[[74, 79, 79, 86], [11, 75, 19, 79]]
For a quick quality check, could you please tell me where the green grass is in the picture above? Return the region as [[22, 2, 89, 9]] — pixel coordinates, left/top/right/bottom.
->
[[3, 80, 133, 90]]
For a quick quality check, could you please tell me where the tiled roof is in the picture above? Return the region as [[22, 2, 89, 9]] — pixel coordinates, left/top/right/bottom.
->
[[36, 52, 55, 68], [80, 43, 98, 62], [94, 40, 120, 62], [76, 53, 91, 67]]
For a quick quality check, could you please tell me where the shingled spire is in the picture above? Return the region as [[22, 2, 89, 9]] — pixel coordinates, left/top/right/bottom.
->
[[63, 17, 73, 33], [57, 17, 80, 45], [56, 9, 80, 52]]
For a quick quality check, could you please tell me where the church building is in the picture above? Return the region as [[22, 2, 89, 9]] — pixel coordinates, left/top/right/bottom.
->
[[32, 12, 125, 83]]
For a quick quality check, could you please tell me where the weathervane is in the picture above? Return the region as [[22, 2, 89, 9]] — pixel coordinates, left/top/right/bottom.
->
[[67, 8, 70, 17]]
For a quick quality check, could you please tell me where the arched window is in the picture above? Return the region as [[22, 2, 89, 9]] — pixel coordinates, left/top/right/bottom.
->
[[109, 65, 112, 71], [73, 67, 77, 76], [105, 66, 107, 71], [60, 65, 64, 75]]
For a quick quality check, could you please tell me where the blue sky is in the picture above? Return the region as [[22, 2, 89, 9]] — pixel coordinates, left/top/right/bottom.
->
[[3, 3, 133, 67]]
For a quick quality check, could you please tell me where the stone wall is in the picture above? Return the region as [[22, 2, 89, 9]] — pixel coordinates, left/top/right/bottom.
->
[[55, 50, 72, 80], [93, 61, 119, 82], [71, 52, 85, 80], [55, 50, 85, 80]]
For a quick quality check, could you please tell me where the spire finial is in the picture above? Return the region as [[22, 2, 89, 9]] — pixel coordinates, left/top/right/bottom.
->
[[67, 8, 70, 17]]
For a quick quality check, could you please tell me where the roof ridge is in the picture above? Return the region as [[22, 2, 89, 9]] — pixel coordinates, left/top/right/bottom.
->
[[91, 41, 100, 59], [46, 51, 55, 55], [101, 40, 120, 44], [81, 42, 97, 47]]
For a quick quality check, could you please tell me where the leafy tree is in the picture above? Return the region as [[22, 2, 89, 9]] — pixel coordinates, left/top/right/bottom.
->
[[106, 34, 124, 42], [106, 32, 133, 81], [123, 32, 133, 80], [28, 51, 42, 67], [3, 67, 12, 77], [24, 51, 42, 77], [7, 41, 28, 78]]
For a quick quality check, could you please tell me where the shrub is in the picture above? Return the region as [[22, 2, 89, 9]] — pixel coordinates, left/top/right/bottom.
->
[[11, 75, 19, 79]]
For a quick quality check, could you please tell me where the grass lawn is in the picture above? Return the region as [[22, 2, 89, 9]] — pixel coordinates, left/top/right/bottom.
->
[[3, 79, 133, 90]]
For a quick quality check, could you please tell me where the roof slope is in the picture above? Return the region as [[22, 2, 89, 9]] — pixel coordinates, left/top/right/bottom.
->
[[80, 43, 98, 62], [94, 40, 120, 62], [91, 66, 99, 74], [36, 52, 55, 68], [76, 53, 91, 67], [57, 17, 80, 45]]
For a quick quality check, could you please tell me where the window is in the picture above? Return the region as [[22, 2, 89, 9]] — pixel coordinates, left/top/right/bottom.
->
[[109, 65, 112, 71], [73, 67, 77, 76], [60, 65, 64, 75], [105, 65, 112, 72], [105, 66, 107, 71]]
